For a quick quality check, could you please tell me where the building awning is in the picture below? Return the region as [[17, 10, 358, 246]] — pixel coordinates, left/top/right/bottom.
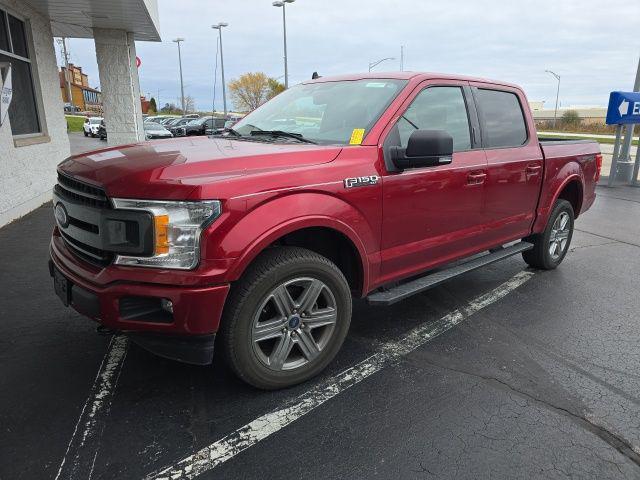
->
[[25, 0, 160, 41]]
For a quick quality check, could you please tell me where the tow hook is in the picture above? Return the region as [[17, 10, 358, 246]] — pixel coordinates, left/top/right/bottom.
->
[[96, 325, 116, 336]]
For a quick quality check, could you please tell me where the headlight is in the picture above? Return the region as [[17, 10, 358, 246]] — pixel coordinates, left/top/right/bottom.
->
[[111, 199, 222, 270]]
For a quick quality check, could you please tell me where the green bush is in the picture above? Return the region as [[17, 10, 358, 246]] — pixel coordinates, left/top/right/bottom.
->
[[560, 110, 581, 127], [65, 115, 85, 132]]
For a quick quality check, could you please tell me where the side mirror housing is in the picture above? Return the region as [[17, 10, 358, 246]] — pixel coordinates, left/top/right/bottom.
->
[[390, 129, 454, 170]]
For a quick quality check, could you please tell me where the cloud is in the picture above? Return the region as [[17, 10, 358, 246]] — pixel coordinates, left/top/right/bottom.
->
[[56, 0, 640, 110]]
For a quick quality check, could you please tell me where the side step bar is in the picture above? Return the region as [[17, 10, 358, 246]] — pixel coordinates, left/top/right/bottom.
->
[[367, 241, 533, 306]]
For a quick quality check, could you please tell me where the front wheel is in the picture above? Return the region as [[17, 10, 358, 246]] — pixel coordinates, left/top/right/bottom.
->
[[523, 199, 574, 270], [221, 247, 352, 390]]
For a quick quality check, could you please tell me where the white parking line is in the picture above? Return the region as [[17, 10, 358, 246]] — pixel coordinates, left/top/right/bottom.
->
[[55, 335, 128, 480], [146, 270, 534, 480]]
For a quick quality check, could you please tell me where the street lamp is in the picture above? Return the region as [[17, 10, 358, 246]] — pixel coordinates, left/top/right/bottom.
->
[[173, 38, 186, 113], [211, 23, 229, 115], [272, 0, 295, 89], [369, 57, 395, 72], [545, 69, 561, 129]]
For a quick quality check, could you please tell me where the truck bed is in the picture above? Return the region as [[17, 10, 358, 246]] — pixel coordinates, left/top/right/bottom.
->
[[536, 138, 601, 222]]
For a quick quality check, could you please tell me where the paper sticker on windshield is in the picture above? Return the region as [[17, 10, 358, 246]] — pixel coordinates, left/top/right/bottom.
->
[[366, 82, 388, 88], [349, 128, 365, 145]]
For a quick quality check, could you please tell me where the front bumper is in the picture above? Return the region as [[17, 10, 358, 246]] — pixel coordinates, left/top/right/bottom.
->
[[49, 242, 230, 365]]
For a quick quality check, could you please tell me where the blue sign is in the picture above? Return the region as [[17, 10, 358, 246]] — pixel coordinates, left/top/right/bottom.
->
[[606, 91, 640, 125]]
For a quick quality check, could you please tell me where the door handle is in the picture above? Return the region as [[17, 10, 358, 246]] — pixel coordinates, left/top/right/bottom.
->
[[526, 164, 542, 177], [467, 171, 487, 185]]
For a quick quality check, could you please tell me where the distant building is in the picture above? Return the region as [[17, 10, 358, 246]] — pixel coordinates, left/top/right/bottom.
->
[[531, 106, 607, 125], [140, 96, 151, 114], [59, 64, 102, 113], [528, 101, 545, 111]]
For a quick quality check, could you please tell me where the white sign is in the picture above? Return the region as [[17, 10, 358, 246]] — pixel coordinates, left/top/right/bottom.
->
[[0, 63, 13, 127]]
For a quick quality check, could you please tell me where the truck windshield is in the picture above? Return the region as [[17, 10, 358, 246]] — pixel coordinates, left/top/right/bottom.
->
[[232, 79, 408, 145]]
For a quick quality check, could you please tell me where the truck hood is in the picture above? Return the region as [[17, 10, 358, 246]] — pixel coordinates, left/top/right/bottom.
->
[[58, 136, 342, 200]]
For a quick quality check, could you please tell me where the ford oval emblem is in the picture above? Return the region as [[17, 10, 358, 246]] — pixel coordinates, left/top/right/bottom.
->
[[55, 203, 69, 228]]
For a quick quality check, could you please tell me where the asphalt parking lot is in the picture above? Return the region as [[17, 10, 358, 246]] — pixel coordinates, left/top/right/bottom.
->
[[1, 139, 640, 478]]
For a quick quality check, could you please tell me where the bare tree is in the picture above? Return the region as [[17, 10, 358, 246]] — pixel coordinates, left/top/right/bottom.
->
[[183, 95, 196, 113]]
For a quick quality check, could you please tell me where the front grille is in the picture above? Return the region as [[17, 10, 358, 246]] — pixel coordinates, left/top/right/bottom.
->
[[55, 173, 113, 267], [61, 231, 114, 267], [56, 173, 109, 209]]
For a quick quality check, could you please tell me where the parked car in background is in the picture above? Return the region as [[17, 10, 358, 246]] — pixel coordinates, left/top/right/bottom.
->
[[50, 72, 600, 390], [186, 116, 226, 136], [98, 120, 107, 141], [183, 113, 200, 119], [64, 104, 81, 113], [83, 117, 103, 137], [143, 121, 173, 139], [165, 117, 192, 137], [147, 115, 180, 124], [206, 119, 239, 136]]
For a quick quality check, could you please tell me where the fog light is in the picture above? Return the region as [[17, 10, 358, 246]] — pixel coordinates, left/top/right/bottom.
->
[[160, 298, 173, 313]]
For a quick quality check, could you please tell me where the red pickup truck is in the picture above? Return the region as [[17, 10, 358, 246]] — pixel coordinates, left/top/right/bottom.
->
[[50, 72, 601, 389]]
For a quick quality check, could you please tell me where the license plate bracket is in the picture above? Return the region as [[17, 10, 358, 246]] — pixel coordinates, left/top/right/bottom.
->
[[53, 267, 71, 306]]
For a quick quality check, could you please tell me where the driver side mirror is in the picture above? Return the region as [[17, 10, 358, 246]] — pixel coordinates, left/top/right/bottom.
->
[[390, 129, 453, 170]]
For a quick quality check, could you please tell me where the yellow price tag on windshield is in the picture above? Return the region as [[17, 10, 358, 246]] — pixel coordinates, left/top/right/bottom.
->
[[349, 129, 365, 145]]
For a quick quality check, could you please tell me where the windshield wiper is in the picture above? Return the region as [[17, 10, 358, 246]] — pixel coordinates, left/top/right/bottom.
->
[[211, 127, 242, 137], [249, 130, 317, 144]]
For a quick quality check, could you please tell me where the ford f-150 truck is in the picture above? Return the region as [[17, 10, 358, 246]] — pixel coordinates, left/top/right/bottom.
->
[[49, 72, 601, 389]]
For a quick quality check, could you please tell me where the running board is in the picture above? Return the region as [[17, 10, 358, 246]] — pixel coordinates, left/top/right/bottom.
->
[[367, 241, 533, 306]]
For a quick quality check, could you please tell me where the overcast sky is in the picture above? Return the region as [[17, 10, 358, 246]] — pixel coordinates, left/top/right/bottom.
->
[[56, 0, 640, 111]]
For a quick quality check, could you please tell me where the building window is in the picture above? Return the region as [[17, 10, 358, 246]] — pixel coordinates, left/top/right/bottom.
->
[[0, 9, 41, 136]]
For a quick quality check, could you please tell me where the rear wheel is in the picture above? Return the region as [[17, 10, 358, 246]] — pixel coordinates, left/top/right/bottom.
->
[[221, 247, 352, 390], [523, 199, 574, 270], [83, 130, 88, 137]]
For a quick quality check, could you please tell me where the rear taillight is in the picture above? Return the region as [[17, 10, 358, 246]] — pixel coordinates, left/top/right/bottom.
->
[[594, 153, 603, 182]]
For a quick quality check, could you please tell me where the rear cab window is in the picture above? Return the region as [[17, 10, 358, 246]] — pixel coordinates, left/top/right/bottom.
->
[[475, 88, 528, 148]]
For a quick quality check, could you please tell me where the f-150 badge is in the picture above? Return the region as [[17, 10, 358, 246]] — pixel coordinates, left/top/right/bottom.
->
[[344, 175, 380, 189]]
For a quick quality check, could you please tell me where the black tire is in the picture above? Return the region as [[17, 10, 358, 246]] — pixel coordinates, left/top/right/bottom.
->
[[221, 246, 352, 390], [523, 199, 574, 270], [83, 131, 88, 137]]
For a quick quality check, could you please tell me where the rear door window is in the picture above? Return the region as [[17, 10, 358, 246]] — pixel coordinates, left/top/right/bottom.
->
[[475, 89, 527, 148]]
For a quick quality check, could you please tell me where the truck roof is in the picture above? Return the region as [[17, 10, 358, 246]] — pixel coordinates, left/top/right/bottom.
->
[[303, 71, 522, 90]]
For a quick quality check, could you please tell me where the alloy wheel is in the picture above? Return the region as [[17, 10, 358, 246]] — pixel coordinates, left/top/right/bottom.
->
[[549, 211, 571, 260], [251, 277, 338, 371]]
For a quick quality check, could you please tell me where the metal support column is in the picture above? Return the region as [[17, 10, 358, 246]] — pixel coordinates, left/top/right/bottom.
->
[[632, 132, 640, 186], [608, 125, 624, 187], [611, 56, 640, 184]]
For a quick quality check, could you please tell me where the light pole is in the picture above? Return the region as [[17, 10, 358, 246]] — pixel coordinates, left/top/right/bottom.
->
[[211, 23, 229, 115], [173, 38, 186, 114], [272, 0, 295, 89], [545, 69, 561, 129], [57, 38, 73, 108], [369, 57, 395, 72]]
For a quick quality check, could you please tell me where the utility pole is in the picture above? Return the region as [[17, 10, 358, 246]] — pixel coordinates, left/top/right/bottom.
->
[[545, 70, 561, 129], [173, 38, 185, 114], [400, 45, 404, 72], [58, 38, 73, 108]]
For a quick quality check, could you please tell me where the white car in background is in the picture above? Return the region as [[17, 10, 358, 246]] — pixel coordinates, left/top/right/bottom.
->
[[83, 117, 103, 137], [143, 121, 173, 139]]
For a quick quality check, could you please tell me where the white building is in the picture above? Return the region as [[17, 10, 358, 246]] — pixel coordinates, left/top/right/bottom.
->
[[0, 0, 160, 227]]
